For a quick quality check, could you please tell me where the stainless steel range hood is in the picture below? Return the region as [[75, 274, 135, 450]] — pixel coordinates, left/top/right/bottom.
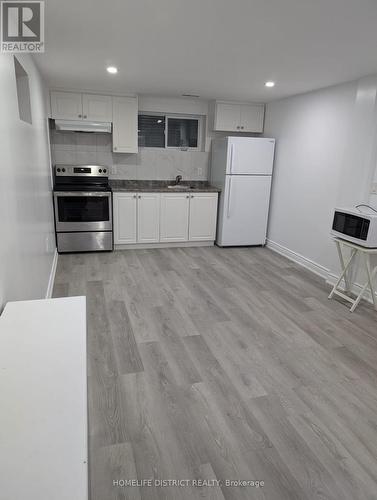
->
[[54, 119, 112, 133]]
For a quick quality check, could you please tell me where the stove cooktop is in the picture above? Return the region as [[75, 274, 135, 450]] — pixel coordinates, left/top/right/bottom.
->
[[53, 165, 111, 193]]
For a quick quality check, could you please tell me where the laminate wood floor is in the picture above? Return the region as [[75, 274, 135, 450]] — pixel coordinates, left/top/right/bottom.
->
[[53, 246, 377, 500]]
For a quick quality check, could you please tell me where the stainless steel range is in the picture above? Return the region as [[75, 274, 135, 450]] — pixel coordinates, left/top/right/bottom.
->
[[53, 165, 113, 253]]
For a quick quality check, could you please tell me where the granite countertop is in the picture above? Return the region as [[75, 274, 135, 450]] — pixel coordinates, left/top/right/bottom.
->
[[110, 180, 221, 193]]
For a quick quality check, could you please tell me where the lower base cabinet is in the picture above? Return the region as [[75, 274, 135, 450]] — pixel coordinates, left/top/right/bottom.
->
[[113, 192, 137, 244], [189, 193, 218, 241], [114, 192, 160, 244], [160, 193, 190, 242], [113, 191, 218, 245], [137, 193, 160, 243]]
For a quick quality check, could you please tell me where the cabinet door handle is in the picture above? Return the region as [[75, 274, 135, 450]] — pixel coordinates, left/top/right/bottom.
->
[[83, 115, 87, 119], [133, 195, 137, 198], [191, 195, 194, 198], [78, 114, 82, 118], [236, 126, 240, 129], [241, 126, 244, 130], [138, 195, 141, 199], [186, 195, 190, 198], [114, 147, 117, 151], [230, 144, 234, 174]]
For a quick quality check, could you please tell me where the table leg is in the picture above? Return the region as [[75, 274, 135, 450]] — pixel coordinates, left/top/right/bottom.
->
[[336, 240, 351, 292], [365, 254, 377, 310], [349, 254, 377, 312], [328, 247, 357, 299]]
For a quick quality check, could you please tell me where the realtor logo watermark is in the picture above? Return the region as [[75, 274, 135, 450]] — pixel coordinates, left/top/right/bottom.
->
[[1, 1, 44, 52]]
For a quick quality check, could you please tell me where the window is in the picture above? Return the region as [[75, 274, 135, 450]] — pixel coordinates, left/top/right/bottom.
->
[[167, 117, 198, 148], [14, 57, 32, 124], [138, 113, 201, 150], [138, 115, 165, 148]]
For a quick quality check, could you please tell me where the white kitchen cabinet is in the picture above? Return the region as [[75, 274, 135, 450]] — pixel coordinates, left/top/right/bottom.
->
[[114, 192, 160, 244], [114, 191, 218, 246], [113, 193, 137, 244], [112, 96, 138, 153], [50, 91, 83, 120], [160, 193, 190, 242], [240, 104, 265, 132], [137, 193, 160, 243], [214, 102, 241, 132], [189, 193, 218, 241], [82, 93, 112, 121], [213, 100, 264, 133], [51, 91, 113, 121]]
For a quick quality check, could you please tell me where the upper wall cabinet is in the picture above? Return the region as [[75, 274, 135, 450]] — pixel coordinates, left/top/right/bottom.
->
[[50, 91, 83, 120], [50, 91, 112, 122], [82, 94, 112, 121], [213, 100, 265, 133], [112, 96, 138, 154]]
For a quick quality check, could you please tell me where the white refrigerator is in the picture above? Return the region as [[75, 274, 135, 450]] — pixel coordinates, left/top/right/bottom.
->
[[210, 137, 275, 246]]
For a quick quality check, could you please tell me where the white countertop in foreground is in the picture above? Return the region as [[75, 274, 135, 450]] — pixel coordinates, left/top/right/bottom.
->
[[0, 296, 87, 500]]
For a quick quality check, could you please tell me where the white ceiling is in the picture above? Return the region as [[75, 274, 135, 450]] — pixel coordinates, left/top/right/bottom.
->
[[35, 0, 377, 102]]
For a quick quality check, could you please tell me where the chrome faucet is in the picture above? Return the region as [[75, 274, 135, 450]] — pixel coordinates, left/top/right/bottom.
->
[[175, 175, 182, 185]]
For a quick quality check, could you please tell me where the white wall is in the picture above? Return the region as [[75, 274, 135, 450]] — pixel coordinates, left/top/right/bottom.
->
[[264, 81, 357, 276], [337, 75, 377, 208], [265, 75, 377, 297], [371, 165, 377, 208], [0, 54, 55, 312]]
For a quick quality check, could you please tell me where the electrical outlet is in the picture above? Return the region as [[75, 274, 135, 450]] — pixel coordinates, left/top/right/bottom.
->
[[111, 166, 117, 175], [371, 183, 377, 195]]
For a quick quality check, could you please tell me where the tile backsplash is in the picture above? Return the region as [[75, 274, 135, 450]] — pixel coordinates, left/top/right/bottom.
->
[[50, 130, 209, 180]]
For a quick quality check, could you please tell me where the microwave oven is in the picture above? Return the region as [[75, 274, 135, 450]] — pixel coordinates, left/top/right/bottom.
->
[[331, 207, 377, 247]]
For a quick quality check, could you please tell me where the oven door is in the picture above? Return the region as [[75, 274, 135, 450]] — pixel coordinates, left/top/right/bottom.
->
[[54, 191, 112, 232]]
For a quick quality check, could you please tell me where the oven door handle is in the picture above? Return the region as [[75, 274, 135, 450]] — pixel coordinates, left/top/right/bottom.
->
[[54, 191, 111, 197]]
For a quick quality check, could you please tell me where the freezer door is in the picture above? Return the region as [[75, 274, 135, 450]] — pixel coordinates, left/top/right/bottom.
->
[[227, 137, 275, 175], [217, 175, 272, 246]]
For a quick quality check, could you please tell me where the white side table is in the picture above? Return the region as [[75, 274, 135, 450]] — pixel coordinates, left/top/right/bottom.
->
[[0, 297, 88, 500], [328, 238, 377, 312]]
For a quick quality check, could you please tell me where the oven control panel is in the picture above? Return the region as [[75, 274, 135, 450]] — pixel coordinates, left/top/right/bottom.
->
[[55, 165, 108, 177]]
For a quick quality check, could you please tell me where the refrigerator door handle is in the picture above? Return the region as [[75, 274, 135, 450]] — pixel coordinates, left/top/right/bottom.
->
[[227, 178, 232, 218], [230, 144, 234, 174]]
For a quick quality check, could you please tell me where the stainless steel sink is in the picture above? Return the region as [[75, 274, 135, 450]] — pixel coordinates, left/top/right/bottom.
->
[[167, 185, 194, 190]]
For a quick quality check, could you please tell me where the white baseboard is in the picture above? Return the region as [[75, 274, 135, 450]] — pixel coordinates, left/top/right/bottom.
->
[[46, 249, 58, 299], [266, 239, 330, 280], [115, 241, 214, 250], [267, 239, 376, 306]]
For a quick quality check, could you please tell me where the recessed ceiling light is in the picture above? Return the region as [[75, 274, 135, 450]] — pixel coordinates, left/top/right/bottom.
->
[[106, 66, 118, 74], [265, 81, 275, 88]]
